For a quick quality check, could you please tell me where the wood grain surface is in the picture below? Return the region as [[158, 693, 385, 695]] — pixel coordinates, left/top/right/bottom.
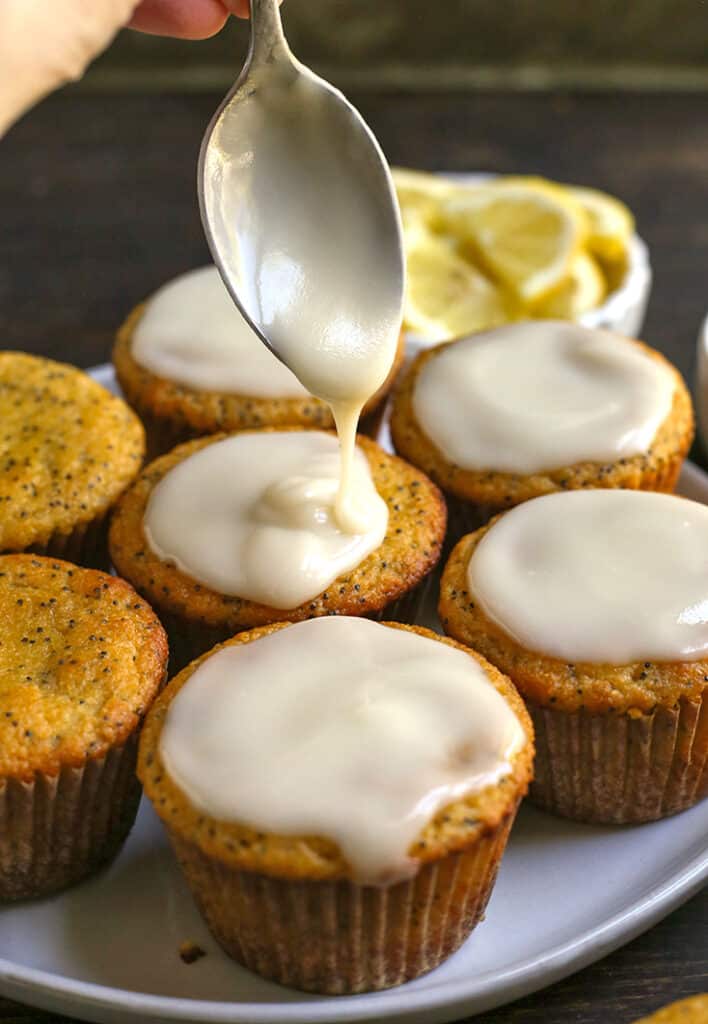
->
[[0, 89, 706, 1022]]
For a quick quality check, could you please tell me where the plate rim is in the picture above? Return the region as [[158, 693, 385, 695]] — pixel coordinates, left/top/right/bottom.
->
[[1, 362, 706, 1024], [1, 827, 706, 1023]]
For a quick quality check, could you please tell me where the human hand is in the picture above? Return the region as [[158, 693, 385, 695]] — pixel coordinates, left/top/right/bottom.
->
[[128, 1, 253, 39], [0, 0, 272, 137]]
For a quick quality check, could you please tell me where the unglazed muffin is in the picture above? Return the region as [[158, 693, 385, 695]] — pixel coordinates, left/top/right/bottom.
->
[[0, 554, 167, 900], [114, 266, 405, 455], [391, 322, 693, 537], [0, 352, 145, 566], [138, 617, 534, 993], [634, 995, 708, 1024], [440, 490, 708, 825], [110, 429, 446, 668]]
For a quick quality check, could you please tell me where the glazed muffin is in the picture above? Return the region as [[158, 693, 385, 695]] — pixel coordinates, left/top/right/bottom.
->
[[634, 995, 708, 1024], [110, 428, 446, 668], [0, 554, 167, 900], [391, 321, 693, 538], [139, 616, 533, 993], [440, 489, 708, 825], [0, 352, 145, 567], [114, 266, 405, 455]]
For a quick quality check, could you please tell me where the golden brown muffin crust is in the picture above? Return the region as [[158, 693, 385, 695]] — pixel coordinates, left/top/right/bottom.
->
[[114, 304, 405, 437], [440, 524, 708, 715], [0, 554, 168, 780], [138, 621, 533, 881], [391, 334, 694, 508], [109, 430, 447, 630], [0, 352, 145, 552], [633, 996, 708, 1024]]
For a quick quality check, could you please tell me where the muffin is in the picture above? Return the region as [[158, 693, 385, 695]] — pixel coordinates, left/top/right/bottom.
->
[[0, 352, 145, 567], [634, 996, 708, 1024], [0, 554, 167, 900], [114, 266, 405, 455], [138, 616, 533, 993], [391, 321, 693, 539], [440, 489, 708, 825], [110, 428, 446, 668]]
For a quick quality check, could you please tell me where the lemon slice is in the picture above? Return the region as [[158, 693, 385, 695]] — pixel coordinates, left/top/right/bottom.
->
[[442, 184, 586, 304], [536, 251, 607, 319], [404, 233, 511, 340], [393, 167, 468, 234], [567, 185, 634, 263]]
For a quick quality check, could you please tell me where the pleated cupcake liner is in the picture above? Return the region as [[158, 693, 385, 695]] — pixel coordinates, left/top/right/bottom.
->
[[167, 803, 518, 995], [124, 391, 388, 463], [373, 565, 442, 628], [155, 608, 232, 676], [129, 403, 194, 462], [0, 735, 142, 901], [442, 496, 494, 552], [442, 450, 688, 551], [17, 513, 111, 571], [156, 566, 443, 676], [529, 694, 708, 825]]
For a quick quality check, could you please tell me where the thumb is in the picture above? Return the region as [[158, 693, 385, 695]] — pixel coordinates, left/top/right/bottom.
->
[[1, 0, 140, 136]]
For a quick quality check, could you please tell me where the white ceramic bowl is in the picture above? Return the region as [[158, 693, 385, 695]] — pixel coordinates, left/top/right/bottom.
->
[[406, 172, 653, 356], [407, 232, 652, 360], [578, 233, 651, 337]]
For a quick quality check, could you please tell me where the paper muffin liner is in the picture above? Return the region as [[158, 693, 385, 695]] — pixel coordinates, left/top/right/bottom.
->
[[0, 735, 142, 901], [122, 399, 193, 462], [154, 608, 232, 675], [443, 496, 494, 552], [167, 803, 518, 995], [19, 513, 111, 571], [125, 391, 388, 462], [156, 566, 444, 675], [529, 695, 708, 825], [443, 448, 688, 552], [374, 565, 442, 627]]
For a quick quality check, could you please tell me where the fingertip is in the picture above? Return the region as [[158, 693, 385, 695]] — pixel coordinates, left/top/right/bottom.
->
[[128, 0, 230, 39]]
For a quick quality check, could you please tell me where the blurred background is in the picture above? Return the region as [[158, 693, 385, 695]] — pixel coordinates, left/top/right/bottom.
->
[[1, 0, 707, 406], [0, 6, 707, 1022], [91, 1, 708, 92]]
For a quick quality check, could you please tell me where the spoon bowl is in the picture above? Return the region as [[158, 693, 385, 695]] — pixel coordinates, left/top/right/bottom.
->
[[197, 0, 404, 400]]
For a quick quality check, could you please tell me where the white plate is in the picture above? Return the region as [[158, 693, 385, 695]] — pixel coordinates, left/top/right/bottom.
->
[[1, 364, 706, 1024]]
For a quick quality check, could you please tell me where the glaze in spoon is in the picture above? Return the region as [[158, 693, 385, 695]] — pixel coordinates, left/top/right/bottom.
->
[[198, 0, 404, 530]]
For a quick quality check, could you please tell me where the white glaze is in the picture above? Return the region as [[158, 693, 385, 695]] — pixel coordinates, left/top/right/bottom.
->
[[468, 490, 708, 663], [144, 431, 387, 609], [413, 321, 676, 475], [203, 71, 403, 531], [132, 266, 308, 398], [159, 617, 525, 884]]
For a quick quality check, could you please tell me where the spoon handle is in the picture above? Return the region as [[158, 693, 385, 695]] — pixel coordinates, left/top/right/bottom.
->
[[248, 0, 290, 68]]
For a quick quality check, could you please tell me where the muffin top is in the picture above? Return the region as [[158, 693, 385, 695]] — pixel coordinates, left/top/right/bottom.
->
[[410, 322, 676, 473], [391, 323, 693, 504], [0, 352, 145, 551], [0, 554, 167, 781], [110, 429, 446, 630], [139, 618, 533, 883], [440, 490, 708, 714], [131, 266, 308, 398], [143, 430, 389, 609], [114, 274, 405, 436]]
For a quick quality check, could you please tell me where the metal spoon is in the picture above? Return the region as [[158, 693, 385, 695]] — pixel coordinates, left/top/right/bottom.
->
[[197, 0, 404, 400]]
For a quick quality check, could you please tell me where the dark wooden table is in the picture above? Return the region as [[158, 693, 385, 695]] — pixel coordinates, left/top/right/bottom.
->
[[1, 89, 707, 1023]]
